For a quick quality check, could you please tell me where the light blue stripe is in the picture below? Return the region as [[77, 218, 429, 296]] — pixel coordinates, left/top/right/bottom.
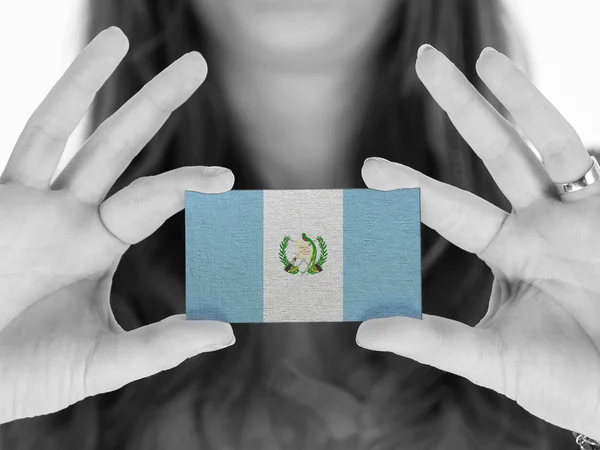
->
[[343, 188, 422, 321], [185, 190, 264, 322]]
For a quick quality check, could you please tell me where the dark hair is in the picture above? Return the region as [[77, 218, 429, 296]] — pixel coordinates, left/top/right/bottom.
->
[[0, 0, 575, 448]]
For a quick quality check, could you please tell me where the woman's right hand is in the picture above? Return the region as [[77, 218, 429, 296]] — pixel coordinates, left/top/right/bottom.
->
[[0, 26, 236, 425]]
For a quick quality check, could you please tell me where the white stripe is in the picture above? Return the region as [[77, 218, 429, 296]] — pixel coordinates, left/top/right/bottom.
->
[[263, 190, 343, 322]]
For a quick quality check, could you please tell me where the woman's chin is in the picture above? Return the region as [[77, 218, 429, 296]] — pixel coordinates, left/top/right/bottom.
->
[[191, 0, 396, 67], [245, 22, 344, 60]]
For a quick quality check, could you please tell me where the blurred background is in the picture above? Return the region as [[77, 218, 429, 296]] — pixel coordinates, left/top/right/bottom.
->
[[1, 0, 599, 175]]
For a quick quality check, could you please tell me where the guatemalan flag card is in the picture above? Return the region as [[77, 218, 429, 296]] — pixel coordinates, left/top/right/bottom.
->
[[185, 189, 422, 323]]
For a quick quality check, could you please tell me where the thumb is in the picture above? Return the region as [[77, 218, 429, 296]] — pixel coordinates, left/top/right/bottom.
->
[[99, 165, 235, 246], [85, 314, 235, 397], [355, 314, 505, 394]]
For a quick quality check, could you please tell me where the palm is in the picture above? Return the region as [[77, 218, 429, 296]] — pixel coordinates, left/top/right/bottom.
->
[[358, 45, 600, 440], [0, 183, 124, 330], [477, 196, 600, 428], [485, 279, 600, 429], [0, 277, 114, 420], [0, 183, 123, 419]]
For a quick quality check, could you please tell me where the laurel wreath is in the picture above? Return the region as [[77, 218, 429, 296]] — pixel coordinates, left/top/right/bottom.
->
[[315, 236, 328, 267], [279, 234, 327, 275], [279, 235, 292, 266]]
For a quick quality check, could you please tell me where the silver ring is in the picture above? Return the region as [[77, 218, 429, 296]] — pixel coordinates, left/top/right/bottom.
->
[[555, 155, 600, 195]]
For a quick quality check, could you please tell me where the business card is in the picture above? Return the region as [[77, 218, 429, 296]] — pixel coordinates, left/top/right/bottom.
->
[[185, 189, 422, 323]]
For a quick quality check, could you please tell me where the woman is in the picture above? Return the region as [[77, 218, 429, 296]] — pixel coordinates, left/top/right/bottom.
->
[[1, 0, 599, 448]]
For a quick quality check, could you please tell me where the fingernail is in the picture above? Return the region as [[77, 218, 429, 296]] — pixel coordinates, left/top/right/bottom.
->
[[204, 166, 231, 177], [417, 43, 435, 58], [103, 26, 120, 35], [356, 322, 376, 347], [355, 318, 396, 350], [363, 156, 391, 166], [220, 334, 236, 345], [207, 335, 236, 350], [356, 337, 389, 352], [481, 47, 498, 57]]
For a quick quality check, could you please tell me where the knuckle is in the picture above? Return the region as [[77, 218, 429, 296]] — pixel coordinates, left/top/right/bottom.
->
[[106, 133, 140, 164], [495, 334, 512, 397], [450, 86, 479, 112], [129, 186, 149, 207], [170, 166, 194, 178], [28, 120, 68, 144], [82, 337, 100, 398], [438, 200, 463, 235], [480, 134, 520, 165], [539, 133, 582, 159], [126, 175, 162, 204], [498, 71, 537, 110], [63, 67, 96, 96], [476, 211, 510, 261], [141, 89, 173, 115], [441, 85, 480, 118]]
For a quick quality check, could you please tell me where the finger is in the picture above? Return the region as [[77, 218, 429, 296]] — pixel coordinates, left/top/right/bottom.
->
[[84, 315, 235, 397], [52, 51, 208, 204], [0, 27, 128, 189], [355, 314, 506, 398], [415, 44, 551, 209], [99, 166, 234, 246], [362, 157, 508, 260], [475, 47, 592, 187]]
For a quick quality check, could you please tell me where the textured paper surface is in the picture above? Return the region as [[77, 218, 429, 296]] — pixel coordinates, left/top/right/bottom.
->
[[185, 189, 422, 323]]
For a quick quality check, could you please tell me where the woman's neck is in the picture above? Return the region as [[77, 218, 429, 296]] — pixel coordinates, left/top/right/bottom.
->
[[214, 56, 373, 189]]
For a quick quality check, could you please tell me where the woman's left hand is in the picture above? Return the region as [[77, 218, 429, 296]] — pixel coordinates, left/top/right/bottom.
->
[[357, 44, 600, 441]]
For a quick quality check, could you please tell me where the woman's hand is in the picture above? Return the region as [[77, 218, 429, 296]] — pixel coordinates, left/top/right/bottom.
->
[[357, 44, 600, 441], [0, 27, 236, 424]]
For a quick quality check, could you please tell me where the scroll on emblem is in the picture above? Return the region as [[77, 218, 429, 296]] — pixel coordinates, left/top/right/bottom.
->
[[279, 233, 328, 275]]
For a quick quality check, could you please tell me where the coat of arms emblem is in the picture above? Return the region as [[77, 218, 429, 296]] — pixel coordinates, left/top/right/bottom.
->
[[279, 233, 328, 275]]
